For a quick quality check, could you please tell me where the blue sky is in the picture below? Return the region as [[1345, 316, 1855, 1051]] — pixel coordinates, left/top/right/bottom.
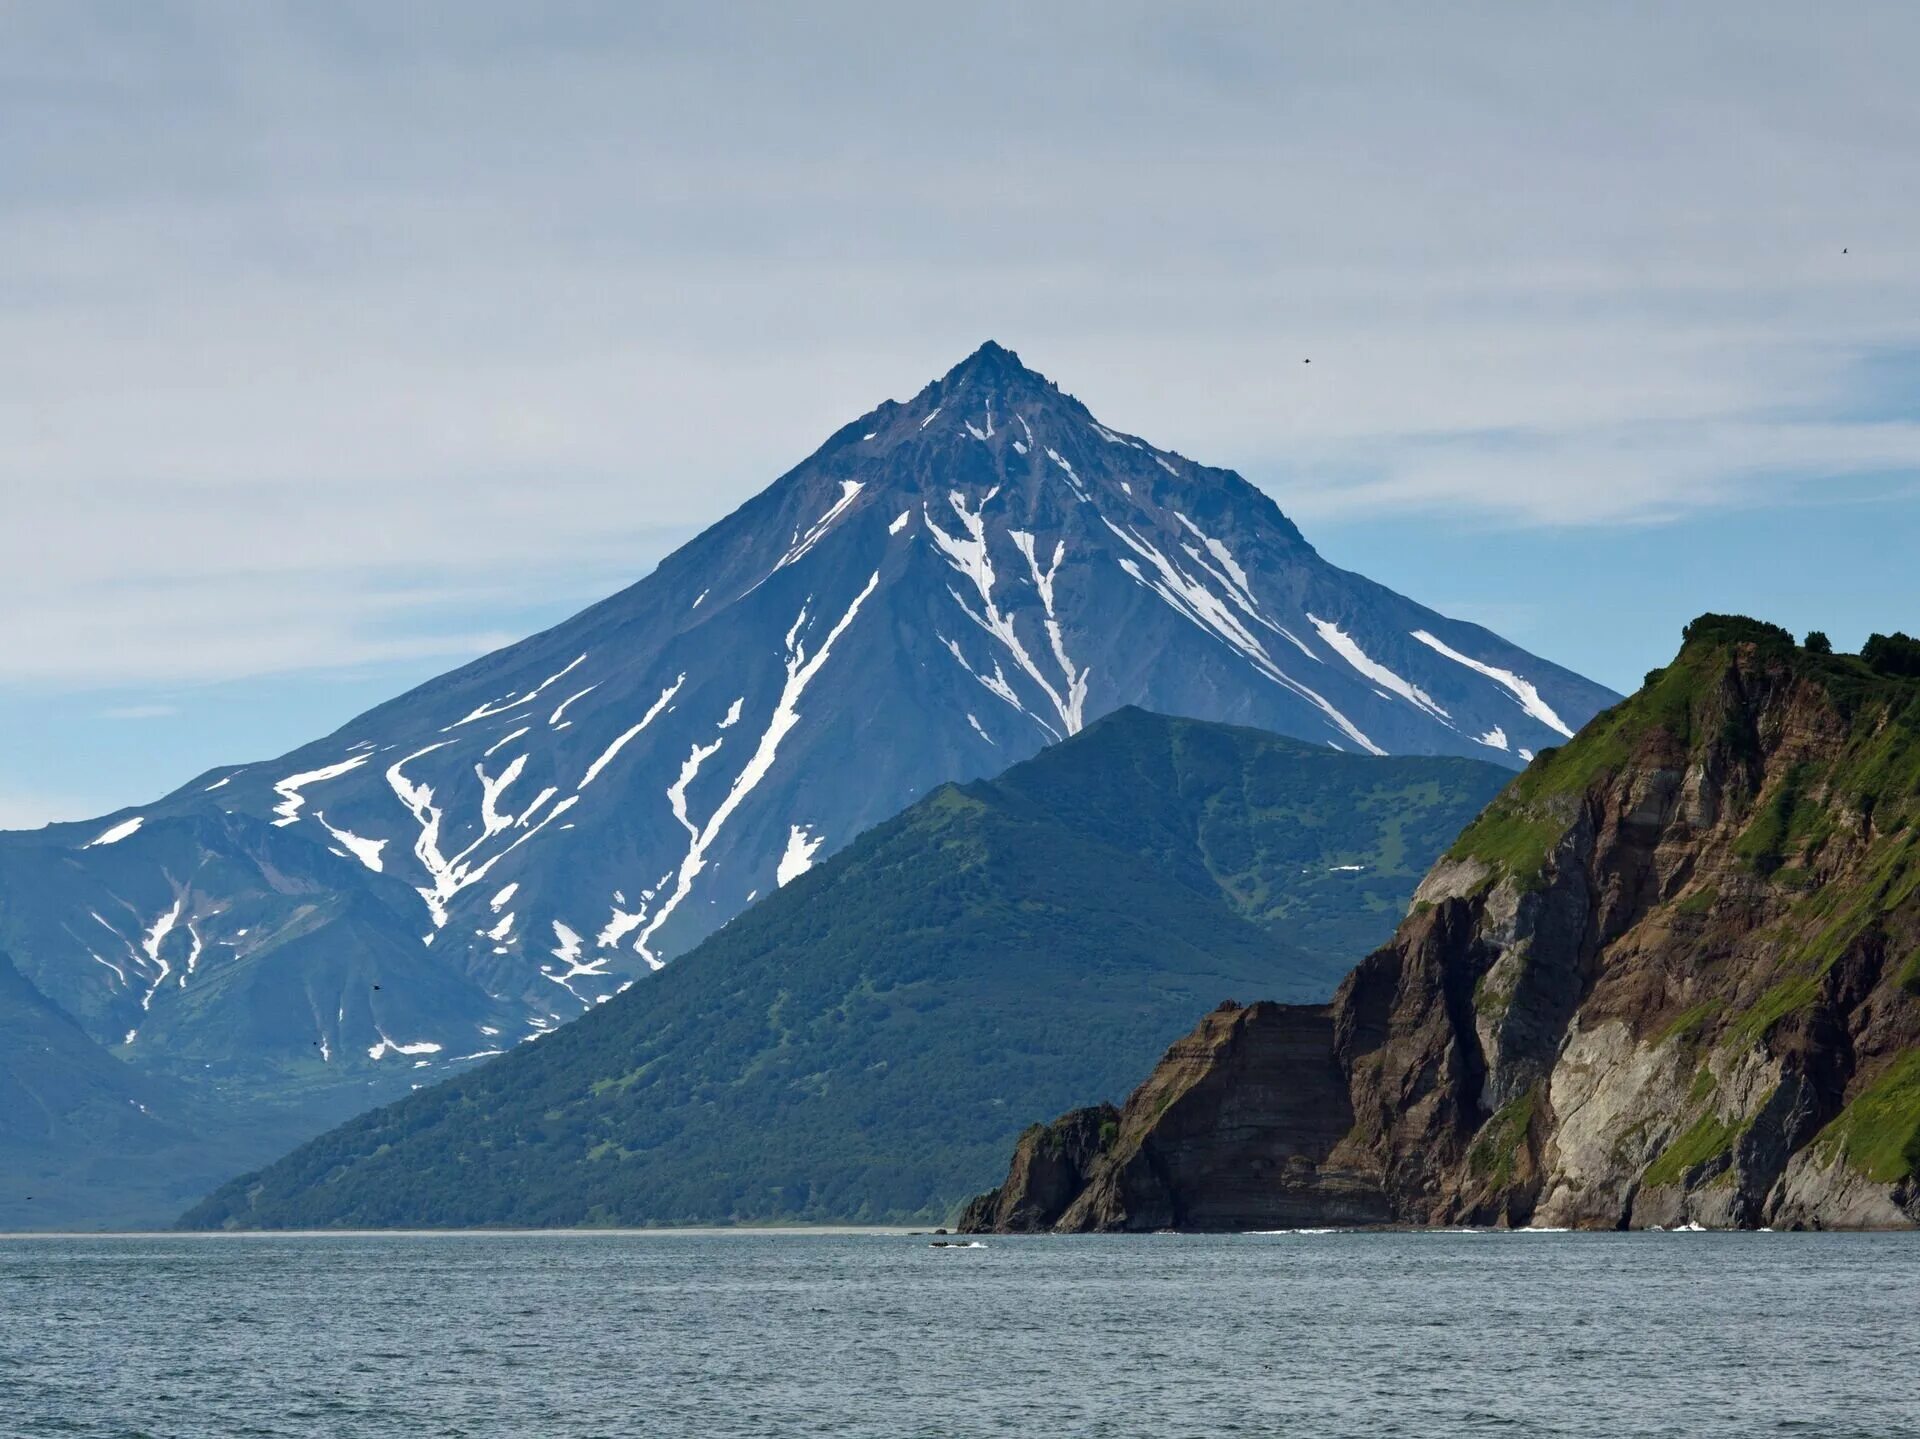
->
[[3, 3, 1918, 825]]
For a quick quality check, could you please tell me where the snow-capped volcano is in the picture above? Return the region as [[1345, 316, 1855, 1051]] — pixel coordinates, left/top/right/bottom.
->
[[0, 342, 1615, 1108]]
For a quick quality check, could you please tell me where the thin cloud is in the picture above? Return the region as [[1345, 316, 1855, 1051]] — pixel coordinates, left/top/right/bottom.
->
[[2, 4, 1918, 687]]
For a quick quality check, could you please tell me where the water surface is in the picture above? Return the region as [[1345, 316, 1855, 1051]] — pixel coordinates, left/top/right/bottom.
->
[[2, 1230, 1915, 1437]]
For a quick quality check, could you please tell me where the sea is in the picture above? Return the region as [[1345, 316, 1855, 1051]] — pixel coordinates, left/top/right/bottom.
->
[[2, 1229, 1916, 1437]]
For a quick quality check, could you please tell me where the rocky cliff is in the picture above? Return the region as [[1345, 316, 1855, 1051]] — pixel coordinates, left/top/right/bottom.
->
[[962, 618, 1920, 1231]]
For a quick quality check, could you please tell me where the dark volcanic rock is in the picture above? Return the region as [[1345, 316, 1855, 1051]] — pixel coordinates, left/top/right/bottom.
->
[[961, 1001, 1392, 1233], [956, 1103, 1119, 1233], [1060, 1001, 1392, 1232]]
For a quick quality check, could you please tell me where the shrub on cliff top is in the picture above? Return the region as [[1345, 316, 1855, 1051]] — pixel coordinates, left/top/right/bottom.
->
[[1863, 632, 1920, 680], [1681, 614, 1795, 651]]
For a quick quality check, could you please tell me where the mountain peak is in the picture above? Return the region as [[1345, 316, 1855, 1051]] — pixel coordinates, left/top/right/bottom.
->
[[942, 339, 1035, 384], [921, 339, 1063, 410]]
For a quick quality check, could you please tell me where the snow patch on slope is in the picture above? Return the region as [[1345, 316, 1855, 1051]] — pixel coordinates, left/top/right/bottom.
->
[[770, 480, 865, 578], [1043, 448, 1090, 502], [387, 740, 579, 929], [926, 492, 1085, 737], [475, 754, 528, 836], [135, 897, 183, 1013], [368, 1033, 443, 1061], [1010, 530, 1090, 733], [1107, 522, 1382, 755], [550, 686, 596, 726], [85, 817, 143, 848], [445, 654, 586, 731], [777, 824, 824, 887], [485, 726, 530, 758], [544, 920, 611, 1004], [634, 572, 881, 967], [315, 812, 388, 873], [940, 634, 1048, 736], [579, 677, 684, 790], [1307, 615, 1450, 722], [1411, 631, 1575, 738], [1169, 513, 1316, 659], [271, 752, 372, 827]]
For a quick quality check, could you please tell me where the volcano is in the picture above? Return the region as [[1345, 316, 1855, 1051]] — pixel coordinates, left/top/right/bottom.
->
[[0, 343, 1615, 1224]]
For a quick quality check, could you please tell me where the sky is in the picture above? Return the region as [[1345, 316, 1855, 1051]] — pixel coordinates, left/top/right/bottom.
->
[[4, 2, 1919, 826]]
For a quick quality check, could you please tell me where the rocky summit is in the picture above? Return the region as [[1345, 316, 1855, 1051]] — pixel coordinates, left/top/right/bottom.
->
[[963, 618, 1920, 1232], [0, 342, 1612, 1225]]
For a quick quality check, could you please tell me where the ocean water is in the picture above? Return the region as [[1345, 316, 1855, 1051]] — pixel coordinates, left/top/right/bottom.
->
[[2, 1230, 1916, 1438]]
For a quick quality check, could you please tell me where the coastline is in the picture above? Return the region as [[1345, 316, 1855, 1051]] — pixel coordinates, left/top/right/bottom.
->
[[0, 1225, 918, 1240]]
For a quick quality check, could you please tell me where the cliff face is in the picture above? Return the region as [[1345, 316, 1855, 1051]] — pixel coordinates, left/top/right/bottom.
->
[[960, 1003, 1390, 1233], [962, 619, 1920, 1231]]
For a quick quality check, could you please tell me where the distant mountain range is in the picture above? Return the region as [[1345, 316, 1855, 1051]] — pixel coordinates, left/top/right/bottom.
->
[[0, 943, 325, 1227], [962, 620, 1920, 1233], [0, 342, 1613, 1227], [182, 708, 1511, 1228]]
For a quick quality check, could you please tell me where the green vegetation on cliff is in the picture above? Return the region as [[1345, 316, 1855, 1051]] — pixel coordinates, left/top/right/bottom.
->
[[1642, 1111, 1747, 1190], [1450, 614, 1920, 895], [1813, 1050, 1920, 1184], [1449, 615, 1920, 1213], [1447, 615, 1920, 1087], [181, 708, 1507, 1229], [1467, 1086, 1538, 1189]]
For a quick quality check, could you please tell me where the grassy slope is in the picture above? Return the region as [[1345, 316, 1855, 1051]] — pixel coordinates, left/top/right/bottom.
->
[[182, 708, 1508, 1228]]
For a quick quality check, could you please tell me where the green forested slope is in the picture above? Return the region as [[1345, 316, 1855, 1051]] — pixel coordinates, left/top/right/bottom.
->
[[184, 708, 1508, 1228]]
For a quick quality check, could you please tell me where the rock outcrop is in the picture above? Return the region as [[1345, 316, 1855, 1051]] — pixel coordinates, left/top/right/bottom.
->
[[962, 617, 1920, 1232], [961, 1002, 1391, 1232], [956, 1102, 1120, 1233]]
